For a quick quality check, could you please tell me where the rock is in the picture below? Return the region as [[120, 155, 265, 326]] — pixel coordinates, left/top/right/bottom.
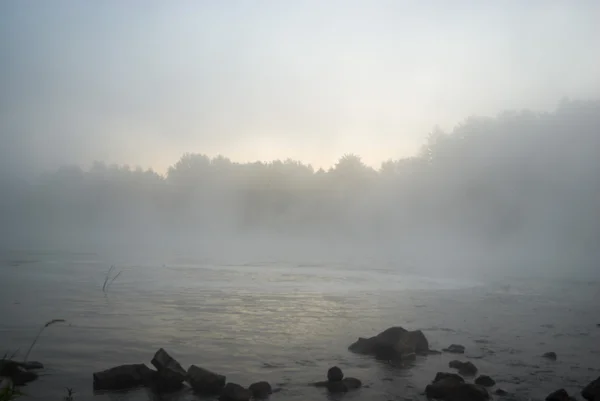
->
[[426, 373, 464, 399], [325, 377, 362, 393], [449, 360, 478, 376], [13, 370, 38, 386], [348, 327, 430, 360], [451, 383, 490, 401], [426, 372, 489, 401], [327, 381, 348, 393], [0, 360, 40, 386], [495, 389, 508, 396], [151, 348, 187, 383], [93, 364, 154, 391], [219, 383, 251, 401], [342, 377, 362, 390], [546, 389, 574, 401], [434, 372, 465, 384], [582, 376, 600, 401], [186, 365, 226, 395], [542, 352, 558, 361], [148, 370, 185, 393], [327, 366, 343, 382], [443, 344, 466, 354], [475, 375, 496, 387], [249, 381, 272, 398]]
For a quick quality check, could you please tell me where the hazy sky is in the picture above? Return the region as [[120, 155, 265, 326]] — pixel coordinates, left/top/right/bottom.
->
[[1, 0, 599, 175]]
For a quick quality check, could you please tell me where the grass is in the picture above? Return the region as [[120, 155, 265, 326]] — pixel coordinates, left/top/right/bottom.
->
[[2, 323, 74, 401], [0, 354, 22, 401], [0, 385, 22, 401], [102, 265, 123, 293], [63, 387, 74, 401], [23, 319, 66, 362]]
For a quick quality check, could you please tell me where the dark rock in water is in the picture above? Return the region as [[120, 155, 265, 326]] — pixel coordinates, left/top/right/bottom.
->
[[449, 360, 478, 376], [452, 383, 490, 401], [343, 377, 362, 390], [219, 383, 251, 401], [475, 375, 496, 387], [0, 360, 39, 385], [433, 372, 465, 384], [93, 364, 154, 391], [443, 344, 466, 354], [348, 326, 429, 360], [326, 377, 362, 393], [426, 372, 488, 401], [327, 366, 343, 382], [582, 376, 600, 401], [187, 365, 226, 395], [495, 389, 508, 396], [151, 348, 187, 384], [148, 370, 184, 393], [249, 381, 272, 398], [546, 389, 575, 401], [327, 381, 348, 393], [12, 369, 38, 386], [542, 352, 558, 361]]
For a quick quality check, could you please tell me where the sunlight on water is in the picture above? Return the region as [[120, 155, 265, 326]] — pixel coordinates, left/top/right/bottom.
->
[[1, 251, 599, 401]]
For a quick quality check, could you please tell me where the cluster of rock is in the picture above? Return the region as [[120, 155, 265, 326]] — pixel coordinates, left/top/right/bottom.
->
[[93, 348, 272, 400], [426, 372, 491, 401], [8, 325, 599, 401], [547, 377, 600, 401], [0, 360, 44, 387], [312, 366, 362, 393]]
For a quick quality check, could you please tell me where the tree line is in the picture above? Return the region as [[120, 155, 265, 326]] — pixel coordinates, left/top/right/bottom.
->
[[1, 98, 599, 271]]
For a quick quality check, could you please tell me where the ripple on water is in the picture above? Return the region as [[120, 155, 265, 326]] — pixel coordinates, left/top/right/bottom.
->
[[0, 255, 599, 401]]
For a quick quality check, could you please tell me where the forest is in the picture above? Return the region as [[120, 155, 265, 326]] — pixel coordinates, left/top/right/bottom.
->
[[1, 99, 599, 274]]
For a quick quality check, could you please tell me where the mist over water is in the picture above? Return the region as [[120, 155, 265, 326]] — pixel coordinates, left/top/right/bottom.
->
[[1, 99, 599, 280]]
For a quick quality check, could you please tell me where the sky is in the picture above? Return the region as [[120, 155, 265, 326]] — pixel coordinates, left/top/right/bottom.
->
[[1, 0, 599, 176]]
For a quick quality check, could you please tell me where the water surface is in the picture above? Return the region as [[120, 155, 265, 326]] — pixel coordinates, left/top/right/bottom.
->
[[1, 251, 598, 400]]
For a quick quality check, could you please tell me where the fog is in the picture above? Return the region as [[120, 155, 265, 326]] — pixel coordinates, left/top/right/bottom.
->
[[2, 2, 600, 279], [1, 99, 599, 279]]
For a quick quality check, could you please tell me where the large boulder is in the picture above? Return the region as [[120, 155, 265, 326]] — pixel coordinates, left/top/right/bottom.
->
[[186, 365, 226, 395], [150, 348, 186, 391], [348, 327, 430, 360], [582, 376, 600, 401], [93, 364, 154, 391], [426, 372, 488, 401], [449, 360, 478, 376], [249, 381, 272, 398], [219, 383, 251, 401], [151, 348, 186, 381]]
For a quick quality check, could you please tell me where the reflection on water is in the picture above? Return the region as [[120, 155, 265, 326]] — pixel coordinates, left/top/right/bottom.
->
[[1, 251, 599, 401]]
